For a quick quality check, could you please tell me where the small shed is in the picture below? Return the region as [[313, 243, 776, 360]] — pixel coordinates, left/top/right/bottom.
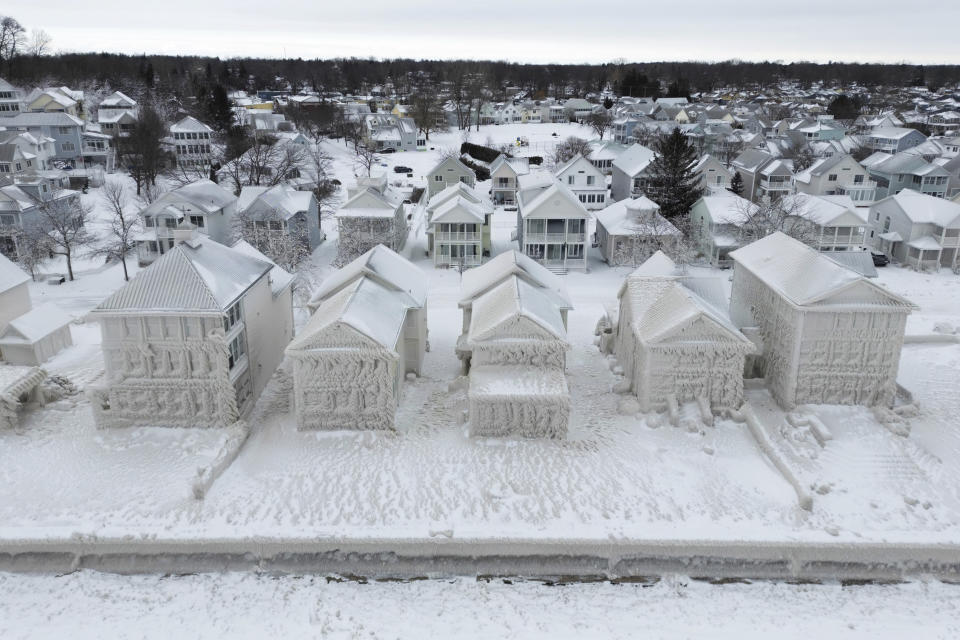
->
[[0, 303, 73, 366]]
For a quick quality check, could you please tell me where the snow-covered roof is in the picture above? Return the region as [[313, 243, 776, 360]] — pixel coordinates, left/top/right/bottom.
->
[[237, 183, 313, 220], [730, 232, 915, 309], [429, 196, 486, 225], [336, 186, 401, 219], [290, 276, 410, 353], [425, 182, 491, 215], [95, 236, 274, 314], [627, 250, 679, 278], [308, 245, 426, 311], [871, 127, 922, 140], [0, 252, 30, 293], [468, 276, 566, 343], [0, 303, 71, 344], [907, 235, 943, 251], [170, 116, 214, 133], [874, 189, 960, 227], [228, 240, 295, 296], [144, 180, 236, 217], [459, 250, 571, 311], [611, 143, 655, 176], [517, 180, 587, 219], [694, 193, 753, 225], [783, 194, 866, 226], [595, 197, 681, 237], [3, 112, 83, 127]]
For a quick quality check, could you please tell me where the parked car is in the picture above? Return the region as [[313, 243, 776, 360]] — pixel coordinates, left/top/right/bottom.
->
[[393, 165, 413, 173], [871, 251, 890, 267], [381, 148, 396, 153]]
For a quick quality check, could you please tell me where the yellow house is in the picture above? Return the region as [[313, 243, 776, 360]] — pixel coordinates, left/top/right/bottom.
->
[[26, 88, 82, 118]]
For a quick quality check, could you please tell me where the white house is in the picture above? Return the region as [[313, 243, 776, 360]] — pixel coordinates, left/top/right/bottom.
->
[[870, 189, 960, 270], [865, 127, 927, 154], [610, 143, 656, 202], [465, 274, 570, 439], [693, 154, 733, 192], [594, 196, 682, 266], [292, 246, 428, 431], [688, 192, 753, 267], [516, 174, 590, 272], [783, 194, 869, 252], [0, 302, 73, 366], [456, 249, 572, 372], [335, 175, 407, 264], [489, 155, 529, 205], [794, 154, 876, 203], [237, 182, 325, 253], [0, 252, 31, 334], [89, 236, 294, 428], [0, 77, 25, 115], [167, 116, 215, 169], [426, 156, 476, 198], [135, 179, 238, 266], [427, 196, 487, 268], [729, 232, 915, 409], [611, 251, 754, 413], [554, 153, 608, 210]]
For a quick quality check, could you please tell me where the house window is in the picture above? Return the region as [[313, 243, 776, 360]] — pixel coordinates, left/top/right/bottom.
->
[[854, 175, 864, 184], [568, 175, 575, 185], [228, 332, 246, 370], [883, 216, 891, 233], [716, 175, 723, 184], [189, 215, 205, 229], [224, 301, 242, 333], [434, 175, 443, 182], [828, 174, 837, 182], [459, 176, 469, 183], [567, 244, 583, 258], [59, 126, 72, 134], [586, 175, 595, 186], [61, 142, 75, 152]]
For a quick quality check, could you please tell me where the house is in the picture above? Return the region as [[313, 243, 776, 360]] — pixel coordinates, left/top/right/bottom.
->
[[362, 114, 419, 152], [730, 149, 774, 201], [516, 174, 589, 272], [693, 154, 733, 192], [0, 252, 31, 334], [729, 232, 915, 409], [489, 155, 529, 205], [426, 156, 476, 198], [96, 91, 138, 137], [424, 181, 492, 254], [89, 236, 294, 427], [236, 182, 325, 254], [0, 302, 73, 366], [25, 87, 83, 118], [586, 141, 626, 175], [865, 127, 927, 154], [553, 153, 608, 210], [292, 246, 427, 430], [594, 196, 682, 266], [167, 116, 215, 169], [928, 111, 960, 134], [456, 249, 572, 373], [862, 152, 950, 200], [0, 129, 56, 172], [336, 175, 407, 264], [426, 196, 488, 268], [1, 112, 86, 166], [794, 154, 876, 203], [611, 251, 754, 413], [0, 185, 80, 261], [782, 194, 869, 251], [870, 190, 960, 270], [610, 143, 656, 202], [464, 274, 570, 438], [755, 159, 794, 201], [563, 98, 595, 121], [688, 192, 753, 267], [135, 179, 238, 266], [0, 77, 25, 115]]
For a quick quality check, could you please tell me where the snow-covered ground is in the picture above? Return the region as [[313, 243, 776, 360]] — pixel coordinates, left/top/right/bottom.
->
[[1, 571, 957, 640], [3, 124, 960, 570]]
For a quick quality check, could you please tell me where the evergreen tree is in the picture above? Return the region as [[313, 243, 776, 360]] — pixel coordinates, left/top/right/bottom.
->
[[207, 84, 233, 132], [647, 127, 705, 219], [729, 171, 744, 196]]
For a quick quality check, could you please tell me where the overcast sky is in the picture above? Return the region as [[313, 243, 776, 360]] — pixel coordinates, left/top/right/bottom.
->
[[12, 1, 960, 65]]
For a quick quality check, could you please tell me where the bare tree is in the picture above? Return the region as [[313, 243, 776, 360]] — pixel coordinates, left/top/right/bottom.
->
[[734, 195, 819, 247], [26, 28, 51, 57], [410, 89, 448, 141], [586, 110, 614, 140], [10, 227, 50, 282], [32, 194, 95, 281], [353, 144, 380, 177], [221, 135, 309, 194], [550, 136, 591, 167], [0, 16, 25, 73], [96, 179, 139, 281], [783, 140, 815, 172]]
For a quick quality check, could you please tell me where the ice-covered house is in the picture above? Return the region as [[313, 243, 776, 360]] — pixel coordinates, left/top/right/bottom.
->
[[489, 155, 529, 205], [426, 156, 476, 199], [237, 182, 325, 253], [135, 179, 238, 266], [610, 143, 656, 202], [335, 175, 407, 264], [870, 189, 960, 270], [554, 153, 608, 210], [456, 249, 572, 373], [0, 253, 31, 334], [516, 174, 590, 272], [594, 196, 682, 266], [0, 303, 73, 366], [465, 274, 570, 439], [89, 236, 294, 428], [729, 232, 916, 409], [291, 247, 427, 431], [612, 252, 754, 413], [688, 192, 753, 267]]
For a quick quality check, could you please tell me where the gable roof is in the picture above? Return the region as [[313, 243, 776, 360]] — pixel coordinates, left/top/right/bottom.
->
[[877, 189, 960, 226], [429, 196, 486, 225], [517, 180, 588, 219], [425, 181, 491, 215], [611, 143, 655, 176], [95, 237, 273, 314], [468, 275, 566, 343], [553, 153, 604, 179], [237, 182, 314, 220], [626, 279, 751, 346], [427, 156, 474, 178], [0, 251, 30, 293], [596, 197, 680, 237], [171, 116, 214, 133], [730, 232, 915, 309], [459, 249, 571, 310], [0, 303, 71, 344], [308, 244, 426, 311]]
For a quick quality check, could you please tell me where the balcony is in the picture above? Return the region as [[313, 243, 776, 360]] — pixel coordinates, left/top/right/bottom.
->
[[435, 231, 480, 242], [525, 232, 585, 243], [437, 254, 481, 267]]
